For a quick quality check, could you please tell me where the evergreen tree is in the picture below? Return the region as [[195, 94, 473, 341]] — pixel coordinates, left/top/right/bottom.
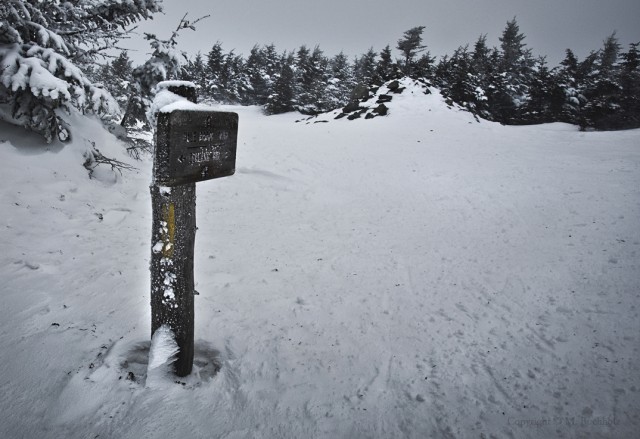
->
[[294, 45, 328, 114], [413, 51, 436, 79], [266, 53, 295, 114], [397, 26, 427, 76], [553, 49, 584, 122], [437, 46, 486, 115], [582, 33, 623, 129], [325, 51, 355, 109], [112, 51, 134, 83], [499, 18, 531, 73], [121, 14, 207, 128], [0, 0, 160, 141], [471, 34, 492, 77], [354, 48, 380, 86], [566, 50, 599, 128], [99, 51, 134, 110], [244, 45, 270, 105], [488, 18, 535, 123], [205, 42, 225, 101], [469, 35, 494, 118], [181, 52, 207, 96], [263, 44, 281, 82], [618, 42, 640, 128], [438, 47, 469, 102], [220, 50, 247, 103], [600, 32, 621, 74], [520, 57, 558, 123], [251, 44, 281, 106], [376, 45, 398, 82]]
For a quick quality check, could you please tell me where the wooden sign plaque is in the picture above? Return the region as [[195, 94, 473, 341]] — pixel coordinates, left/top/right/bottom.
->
[[154, 110, 238, 186]]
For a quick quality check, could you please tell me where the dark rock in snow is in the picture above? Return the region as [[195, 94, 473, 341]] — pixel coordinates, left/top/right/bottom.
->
[[373, 104, 388, 116], [343, 101, 362, 113], [387, 80, 400, 91], [376, 94, 393, 104], [350, 84, 370, 101]]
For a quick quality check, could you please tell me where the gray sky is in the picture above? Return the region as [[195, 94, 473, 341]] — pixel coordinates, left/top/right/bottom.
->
[[124, 0, 640, 66]]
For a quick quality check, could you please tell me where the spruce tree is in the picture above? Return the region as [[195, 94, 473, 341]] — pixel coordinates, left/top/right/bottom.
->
[[600, 32, 621, 74], [245, 45, 270, 105], [582, 34, 622, 129], [520, 57, 557, 123], [103, 51, 134, 110], [112, 51, 134, 84], [121, 14, 207, 129], [220, 50, 246, 103], [1, 0, 161, 141], [397, 26, 427, 76], [489, 18, 535, 123], [471, 35, 492, 77], [263, 44, 281, 83], [619, 42, 640, 128], [554, 49, 584, 123], [266, 53, 295, 114], [470, 35, 493, 118], [413, 52, 436, 79], [376, 45, 398, 82], [204, 42, 225, 101], [354, 48, 379, 87], [325, 52, 355, 109], [181, 52, 207, 96], [252, 44, 281, 106], [294, 45, 328, 114], [437, 46, 486, 116], [499, 18, 531, 74], [572, 51, 600, 128]]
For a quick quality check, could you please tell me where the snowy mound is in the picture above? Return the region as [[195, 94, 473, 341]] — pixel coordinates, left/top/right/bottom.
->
[[0, 111, 137, 185], [298, 77, 478, 124]]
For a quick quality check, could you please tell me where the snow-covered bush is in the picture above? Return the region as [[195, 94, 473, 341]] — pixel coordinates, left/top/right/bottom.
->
[[0, 44, 118, 142], [0, 0, 161, 142]]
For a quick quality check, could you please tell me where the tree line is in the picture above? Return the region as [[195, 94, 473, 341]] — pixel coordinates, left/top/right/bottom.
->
[[97, 19, 638, 131], [2, 0, 639, 145]]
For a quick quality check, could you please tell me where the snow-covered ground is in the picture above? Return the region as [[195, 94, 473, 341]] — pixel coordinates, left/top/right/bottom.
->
[[1, 81, 639, 438]]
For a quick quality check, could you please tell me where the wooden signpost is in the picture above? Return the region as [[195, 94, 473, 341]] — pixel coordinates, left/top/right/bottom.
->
[[150, 84, 238, 377]]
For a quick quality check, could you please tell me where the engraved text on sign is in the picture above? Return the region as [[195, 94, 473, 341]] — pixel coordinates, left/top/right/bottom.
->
[[155, 110, 239, 186]]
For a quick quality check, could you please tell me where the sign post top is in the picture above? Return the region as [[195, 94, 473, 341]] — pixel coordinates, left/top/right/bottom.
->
[[154, 109, 238, 187]]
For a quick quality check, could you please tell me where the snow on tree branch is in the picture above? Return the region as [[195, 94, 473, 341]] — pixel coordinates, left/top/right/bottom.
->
[[0, 0, 162, 141]]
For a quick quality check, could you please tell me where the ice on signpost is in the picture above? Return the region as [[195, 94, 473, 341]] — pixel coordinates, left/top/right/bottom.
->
[[146, 325, 179, 388]]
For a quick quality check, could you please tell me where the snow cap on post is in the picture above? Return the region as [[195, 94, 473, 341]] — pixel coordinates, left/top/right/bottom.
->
[[156, 81, 197, 103], [148, 81, 198, 126]]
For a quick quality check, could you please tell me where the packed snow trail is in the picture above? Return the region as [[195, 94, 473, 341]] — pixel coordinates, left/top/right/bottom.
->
[[1, 83, 639, 438]]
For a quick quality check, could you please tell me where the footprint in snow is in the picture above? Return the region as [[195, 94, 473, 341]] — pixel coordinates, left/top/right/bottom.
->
[[14, 259, 40, 270], [102, 208, 131, 226]]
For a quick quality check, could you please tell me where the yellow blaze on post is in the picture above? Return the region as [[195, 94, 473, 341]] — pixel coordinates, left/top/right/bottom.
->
[[162, 203, 176, 258]]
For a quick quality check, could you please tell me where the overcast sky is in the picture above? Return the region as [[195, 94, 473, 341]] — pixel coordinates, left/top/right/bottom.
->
[[124, 0, 640, 66]]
